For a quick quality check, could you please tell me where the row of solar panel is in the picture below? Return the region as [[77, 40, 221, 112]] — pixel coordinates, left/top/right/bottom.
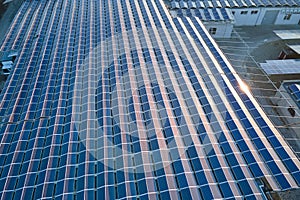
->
[[0, 2, 178, 200], [155, 2, 270, 198], [175, 8, 233, 21], [0, 1, 86, 199], [134, 1, 260, 196], [182, 14, 298, 191], [114, 2, 223, 197], [0, 0, 70, 122], [169, 0, 297, 195], [178, 16, 300, 188], [172, 16, 285, 196]]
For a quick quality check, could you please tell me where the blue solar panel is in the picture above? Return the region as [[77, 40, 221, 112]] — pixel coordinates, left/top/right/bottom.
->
[[203, 9, 211, 20], [212, 8, 221, 20], [186, 9, 193, 17], [220, 8, 229, 20], [289, 84, 300, 102], [193, 9, 203, 19]]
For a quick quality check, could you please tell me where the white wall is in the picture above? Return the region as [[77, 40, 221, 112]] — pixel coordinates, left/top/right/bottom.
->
[[232, 8, 261, 26], [204, 22, 233, 38], [232, 7, 300, 26], [275, 10, 300, 25]]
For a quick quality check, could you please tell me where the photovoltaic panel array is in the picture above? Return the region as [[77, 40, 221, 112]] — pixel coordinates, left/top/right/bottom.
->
[[0, 0, 299, 199], [174, 8, 234, 21]]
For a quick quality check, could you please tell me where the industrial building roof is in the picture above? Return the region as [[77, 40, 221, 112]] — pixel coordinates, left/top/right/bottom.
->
[[261, 59, 300, 75], [274, 30, 300, 40]]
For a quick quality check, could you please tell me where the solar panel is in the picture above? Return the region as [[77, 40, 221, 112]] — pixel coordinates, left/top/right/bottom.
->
[[289, 83, 300, 102], [0, 0, 299, 199]]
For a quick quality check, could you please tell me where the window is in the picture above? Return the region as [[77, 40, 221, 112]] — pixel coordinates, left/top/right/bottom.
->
[[284, 14, 292, 20], [209, 27, 217, 35], [251, 10, 258, 14], [241, 11, 248, 15], [232, 11, 235, 15]]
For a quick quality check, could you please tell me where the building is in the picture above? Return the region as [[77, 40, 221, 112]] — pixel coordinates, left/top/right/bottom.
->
[[168, 0, 300, 38], [0, 0, 299, 199]]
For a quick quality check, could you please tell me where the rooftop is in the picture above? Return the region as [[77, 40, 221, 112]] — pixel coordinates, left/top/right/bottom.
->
[[261, 59, 300, 75], [274, 29, 300, 40]]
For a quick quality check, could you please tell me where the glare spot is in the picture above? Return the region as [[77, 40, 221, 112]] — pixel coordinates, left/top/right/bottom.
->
[[239, 80, 250, 94]]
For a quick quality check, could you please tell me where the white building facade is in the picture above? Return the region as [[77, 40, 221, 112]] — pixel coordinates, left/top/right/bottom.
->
[[232, 7, 300, 26]]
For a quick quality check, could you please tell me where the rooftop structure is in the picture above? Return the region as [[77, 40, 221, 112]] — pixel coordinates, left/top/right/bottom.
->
[[261, 59, 300, 75], [0, 0, 299, 199], [274, 30, 300, 40], [288, 45, 300, 54], [260, 59, 300, 87]]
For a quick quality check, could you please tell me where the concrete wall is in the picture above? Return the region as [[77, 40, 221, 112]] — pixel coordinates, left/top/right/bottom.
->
[[232, 7, 300, 26], [203, 22, 233, 38]]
